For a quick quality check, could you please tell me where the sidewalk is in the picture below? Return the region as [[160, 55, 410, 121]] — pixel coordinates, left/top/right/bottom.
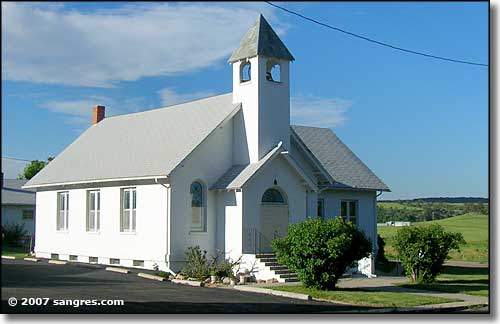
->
[[337, 275, 488, 311]]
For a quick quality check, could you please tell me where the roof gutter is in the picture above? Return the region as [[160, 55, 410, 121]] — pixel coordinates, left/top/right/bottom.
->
[[22, 175, 169, 189]]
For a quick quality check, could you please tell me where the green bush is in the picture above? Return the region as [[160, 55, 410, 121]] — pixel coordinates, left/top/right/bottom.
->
[[182, 246, 210, 281], [376, 234, 389, 264], [2, 223, 28, 246], [394, 224, 465, 283], [271, 218, 372, 290]]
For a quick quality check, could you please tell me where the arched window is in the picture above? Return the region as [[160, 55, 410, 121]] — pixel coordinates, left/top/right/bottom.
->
[[240, 61, 251, 83], [266, 60, 281, 82], [190, 181, 206, 231], [261, 188, 286, 204]]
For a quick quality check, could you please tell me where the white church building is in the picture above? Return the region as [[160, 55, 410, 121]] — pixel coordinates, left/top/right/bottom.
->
[[24, 15, 389, 281]]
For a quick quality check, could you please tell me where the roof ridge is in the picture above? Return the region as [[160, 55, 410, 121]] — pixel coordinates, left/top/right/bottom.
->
[[103, 92, 232, 121]]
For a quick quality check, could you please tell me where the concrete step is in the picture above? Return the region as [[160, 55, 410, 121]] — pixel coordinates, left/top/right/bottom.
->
[[279, 273, 299, 279], [274, 269, 294, 275], [269, 265, 288, 271], [284, 277, 300, 283], [255, 253, 276, 258], [259, 257, 278, 263], [263, 261, 279, 267]]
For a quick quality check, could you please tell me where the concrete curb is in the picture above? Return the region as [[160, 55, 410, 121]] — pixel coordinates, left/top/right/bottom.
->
[[171, 279, 204, 287], [48, 260, 67, 265], [106, 267, 130, 274], [23, 257, 40, 262], [2, 256, 16, 260], [138, 272, 165, 281], [233, 285, 311, 301]]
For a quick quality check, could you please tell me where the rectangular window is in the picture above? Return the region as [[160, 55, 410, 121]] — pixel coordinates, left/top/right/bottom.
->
[[340, 200, 358, 224], [89, 256, 98, 263], [133, 260, 144, 267], [22, 209, 34, 220], [51, 253, 59, 260], [87, 190, 100, 232], [110, 258, 120, 265], [121, 188, 136, 232], [69, 255, 78, 261], [317, 199, 325, 220], [57, 192, 69, 231]]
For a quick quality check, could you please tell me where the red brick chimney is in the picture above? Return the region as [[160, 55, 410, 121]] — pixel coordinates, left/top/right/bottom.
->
[[92, 105, 105, 125]]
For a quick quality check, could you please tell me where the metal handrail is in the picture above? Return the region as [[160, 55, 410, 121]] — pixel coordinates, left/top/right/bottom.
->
[[243, 227, 277, 254]]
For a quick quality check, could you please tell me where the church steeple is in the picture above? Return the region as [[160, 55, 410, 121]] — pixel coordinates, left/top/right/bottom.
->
[[228, 15, 294, 63], [230, 15, 293, 164]]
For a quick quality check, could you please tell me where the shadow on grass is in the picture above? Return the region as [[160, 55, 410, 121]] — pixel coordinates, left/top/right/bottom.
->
[[441, 265, 488, 276]]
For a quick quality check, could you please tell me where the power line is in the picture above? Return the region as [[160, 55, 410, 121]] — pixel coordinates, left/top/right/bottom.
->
[[2, 156, 34, 162], [266, 1, 488, 67]]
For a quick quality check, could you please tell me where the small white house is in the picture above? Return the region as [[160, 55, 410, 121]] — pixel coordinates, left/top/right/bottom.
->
[[24, 15, 389, 281], [2, 177, 36, 237]]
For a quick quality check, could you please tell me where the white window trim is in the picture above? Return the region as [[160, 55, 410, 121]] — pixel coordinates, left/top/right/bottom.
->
[[87, 190, 100, 233], [57, 191, 69, 232], [340, 199, 358, 224], [121, 188, 136, 233]]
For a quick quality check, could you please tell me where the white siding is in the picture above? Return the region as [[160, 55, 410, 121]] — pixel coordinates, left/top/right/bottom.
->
[[1, 205, 35, 235], [34, 184, 169, 270], [319, 189, 378, 250], [168, 117, 234, 270]]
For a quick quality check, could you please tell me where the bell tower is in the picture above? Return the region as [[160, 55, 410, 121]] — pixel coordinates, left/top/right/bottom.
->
[[229, 15, 294, 163]]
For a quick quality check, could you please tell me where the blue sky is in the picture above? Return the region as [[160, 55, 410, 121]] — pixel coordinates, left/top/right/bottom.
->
[[1, 2, 488, 199]]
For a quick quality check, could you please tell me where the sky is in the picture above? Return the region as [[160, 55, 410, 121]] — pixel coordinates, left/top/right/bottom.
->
[[1, 2, 488, 200]]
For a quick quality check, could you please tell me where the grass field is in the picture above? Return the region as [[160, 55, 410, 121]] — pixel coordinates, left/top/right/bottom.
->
[[400, 265, 488, 297], [378, 213, 488, 263], [1, 245, 30, 258], [378, 202, 423, 211], [269, 286, 459, 308]]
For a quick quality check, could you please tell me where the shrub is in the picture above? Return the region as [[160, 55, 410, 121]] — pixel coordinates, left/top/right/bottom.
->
[[182, 246, 210, 281], [376, 234, 389, 264], [394, 224, 465, 283], [2, 223, 28, 246], [271, 217, 372, 290]]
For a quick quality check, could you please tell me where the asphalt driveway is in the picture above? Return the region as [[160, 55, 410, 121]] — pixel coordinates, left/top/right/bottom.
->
[[1, 259, 368, 313]]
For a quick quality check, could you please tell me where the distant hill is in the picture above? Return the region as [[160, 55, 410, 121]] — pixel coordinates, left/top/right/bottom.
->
[[381, 197, 488, 204]]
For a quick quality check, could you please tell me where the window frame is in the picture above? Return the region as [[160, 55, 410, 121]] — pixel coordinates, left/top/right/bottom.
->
[[86, 190, 101, 233], [317, 199, 325, 220], [56, 191, 69, 232], [120, 188, 136, 233], [340, 199, 358, 225], [190, 181, 206, 232], [22, 209, 34, 220]]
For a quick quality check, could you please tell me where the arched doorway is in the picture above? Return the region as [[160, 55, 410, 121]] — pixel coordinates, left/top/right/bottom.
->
[[259, 187, 289, 253]]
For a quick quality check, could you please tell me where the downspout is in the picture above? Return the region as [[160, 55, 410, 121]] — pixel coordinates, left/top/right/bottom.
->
[[155, 177, 176, 275]]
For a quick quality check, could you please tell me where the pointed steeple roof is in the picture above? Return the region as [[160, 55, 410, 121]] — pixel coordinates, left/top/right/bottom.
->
[[228, 15, 294, 63]]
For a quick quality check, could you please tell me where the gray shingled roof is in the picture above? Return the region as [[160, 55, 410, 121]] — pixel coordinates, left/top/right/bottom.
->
[[228, 15, 294, 63], [211, 144, 282, 190], [2, 179, 35, 205], [291, 125, 390, 191], [25, 94, 240, 187]]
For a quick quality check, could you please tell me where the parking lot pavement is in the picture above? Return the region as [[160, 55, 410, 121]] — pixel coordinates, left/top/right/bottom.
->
[[1, 259, 369, 313]]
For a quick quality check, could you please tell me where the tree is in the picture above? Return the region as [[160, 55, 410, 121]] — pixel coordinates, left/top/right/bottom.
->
[[18, 157, 54, 180], [394, 224, 465, 283], [272, 218, 372, 290]]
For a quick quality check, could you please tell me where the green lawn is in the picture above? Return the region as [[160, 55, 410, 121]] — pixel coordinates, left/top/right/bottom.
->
[[378, 213, 488, 263], [269, 285, 459, 308], [2, 245, 30, 258], [399, 265, 489, 297], [378, 202, 423, 211]]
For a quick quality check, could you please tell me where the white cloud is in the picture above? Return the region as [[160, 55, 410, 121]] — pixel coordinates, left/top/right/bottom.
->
[[39, 88, 218, 125], [291, 95, 352, 128], [40, 96, 121, 125], [2, 2, 279, 87], [157, 88, 217, 107]]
